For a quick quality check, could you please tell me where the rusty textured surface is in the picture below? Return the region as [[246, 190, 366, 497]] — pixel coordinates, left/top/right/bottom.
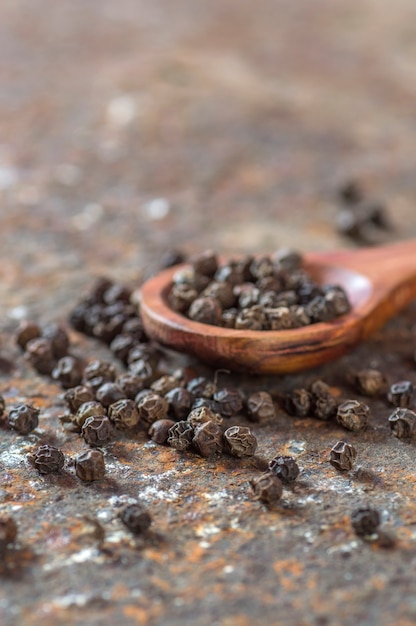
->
[[1, 1, 416, 625]]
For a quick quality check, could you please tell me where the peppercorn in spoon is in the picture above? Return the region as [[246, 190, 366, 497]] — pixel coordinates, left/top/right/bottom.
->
[[139, 240, 416, 374]]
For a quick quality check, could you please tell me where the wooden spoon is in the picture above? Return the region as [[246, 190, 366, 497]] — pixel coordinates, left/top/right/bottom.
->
[[139, 240, 416, 374]]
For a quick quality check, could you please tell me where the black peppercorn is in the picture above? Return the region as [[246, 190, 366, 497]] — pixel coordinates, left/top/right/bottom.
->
[[148, 419, 176, 444], [188, 296, 222, 326], [336, 400, 370, 431], [25, 337, 56, 375], [249, 472, 283, 505], [64, 385, 95, 413], [203, 281, 236, 309], [192, 420, 223, 457], [186, 377, 215, 398], [268, 455, 300, 482], [168, 283, 199, 313], [110, 334, 137, 363], [165, 387, 193, 420], [128, 359, 154, 385], [151, 375, 179, 396], [83, 359, 117, 383], [191, 250, 219, 277], [52, 356, 84, 389], [387, 381, 414, 408], [119, 503, 152, 534], [247, 391, 276, 422], [314, 393, 338, 421], [191, 397, 222, 415], [388, 408, 416, 439], [41, 322, 70, 359], [167, 421, 194, 451], [329, 441, 357, 471], [8, 403, 39, 435], [236, 283, 260, 309], [187, 406, 223, 428], [266, 306, 297, 330], [285, 389, 313, 418], [137, 392, 168, 427], [353, 368, 386, 396], [323, 286, 351, 316], [235, 306, 265, 330], [223, 425, 257, 457], [75, 449, 106, 481], [128, 343, 159, 367], [81, 415, 114, 447], [351, 506, 380, 537], [116, 373, 146, 399], [95, 382, 125, 408], [108, 399, 140, 430], [33, 444, 65, 474], [15, 320, 41, 351], [75, 401, 106, 430], [0, 516, 18, 554], [272, 248, 303, 272], [0, 394, 5, 420], [103, 283, 132, 305], [160, 248, 187, 269], [213, 388, 243, 418]]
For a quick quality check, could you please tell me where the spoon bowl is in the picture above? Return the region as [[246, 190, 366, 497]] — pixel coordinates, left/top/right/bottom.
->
[[139, 240, 416, 374]]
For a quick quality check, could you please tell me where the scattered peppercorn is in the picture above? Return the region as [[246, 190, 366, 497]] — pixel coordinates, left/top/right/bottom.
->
[[192, 420, 223, 457], [95, 382, 125, 408], [15, 320, 41, 351], [249, 472, 283, 505], [75, 449, 106, 481], [8, 403, 39, 434], [167, 421, 194, 451], [223, 425, 257, 458], [351, 506, 380, 537], [24, 337, 56, 375], [64, 385, 95, 413], [83, 359, 117, 383], [148, 419, 176, 444], [213, 388, 243, 418], [165, 387, 193, 420], [336, 399, 370, 431], [329, 441, 357, 471], [137, 392, 169, 427], [42, 322, 70, 359], [387, 381, 414, 408], [150, 375, 179, 396], [119, 503, 152, 534], [268, 455, 300, 482], [33, 444, 65, 474], [75, 401, 107, 430], [285, 388, 313, 418], [108, 399, 140, 430], [187, 406, 223, 428], [246, 391, 276, 422], [353, 368, 386, 396], [52, 356, 84, 389], [388, 408, 416, 439], [81, 415, 114, 447]]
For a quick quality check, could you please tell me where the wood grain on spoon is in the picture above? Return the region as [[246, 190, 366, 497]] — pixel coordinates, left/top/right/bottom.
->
[[139, 240, 416, 374]]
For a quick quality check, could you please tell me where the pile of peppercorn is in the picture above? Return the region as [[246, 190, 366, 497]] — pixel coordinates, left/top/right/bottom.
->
[[168, 249, 351, 329]]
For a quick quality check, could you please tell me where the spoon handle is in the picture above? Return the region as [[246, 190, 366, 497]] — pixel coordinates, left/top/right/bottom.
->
[[311, 239, 416, 324]]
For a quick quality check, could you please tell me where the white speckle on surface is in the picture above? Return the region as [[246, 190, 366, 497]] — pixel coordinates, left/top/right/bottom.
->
[[143, 197, 170, 220], [199, 541, 211, 549], [223, 565, 234, 574], [72, 203, 104, 231], [8, 305, 29, 320], [195, 524, 222, 538], [203, 490, 230, 502], [287, 440, 306, 455], [106, 94, 137, 127], [0, 167, 18, 190]]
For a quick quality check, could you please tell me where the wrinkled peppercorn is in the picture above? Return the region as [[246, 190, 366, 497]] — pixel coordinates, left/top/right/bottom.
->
[[116, 373, 146, 399], [203, 281, 235, 309], [148, 419, 175, 444], [151, 375, 179, 396], [191, 250, 218, 277], [119, 503, 152, 534], [137, 392, 168, 427], [83, 359, 117, 383], [329, 441, 357, 471], [187, 406, 223, 428], [127, 359, 154, 385], [52, 356, 84, 389], [249, 472, 283, 505], [247, 391, 276, 422], [268, 455, 300, 482], [110, 334, 137, 363], [165, 387, 193, 420], [388, 408, 416, 439], [108, 399, 140, 430], [213, 388, 243, 418], [353, 368, 386, 396], [0, 516, 18, 553], [192, 420, 223, 457], [314, 393, 338, 421], [64, 385, 95, 413], [235, 306, 265, 330], [186, 377, 215, 398], [169, 283, 199, 313], [223, 425, 257, 457], [188, 297, 222, 325], [336, 400, 370, 431], [167, 421, 194, 451], [191, 397, 222, 415], [75, 401, 106, 430], [96, 382, 125, 408], [387, 381, 414, 408], [33, 444, 65, 474], [81, 415, 114, 447], [285, 389, 313, 418], [8, 403, 39, 434], [75, 449, 106, 481], [351, 506, 380, 537]]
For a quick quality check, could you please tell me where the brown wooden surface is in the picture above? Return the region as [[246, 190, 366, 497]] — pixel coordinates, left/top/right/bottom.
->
[[1, 2, 416, 626]]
